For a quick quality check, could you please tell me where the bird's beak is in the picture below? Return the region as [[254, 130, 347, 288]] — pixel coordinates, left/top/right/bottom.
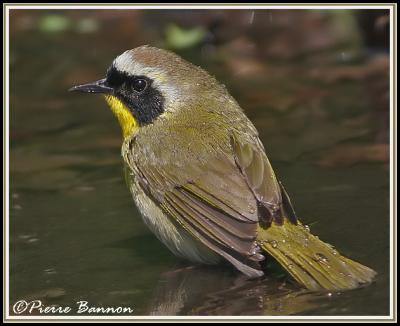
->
[[69, 78, 113, 94]]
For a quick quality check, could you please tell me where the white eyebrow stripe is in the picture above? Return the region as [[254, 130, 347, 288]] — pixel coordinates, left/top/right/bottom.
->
[[113, 52, 181, 113]]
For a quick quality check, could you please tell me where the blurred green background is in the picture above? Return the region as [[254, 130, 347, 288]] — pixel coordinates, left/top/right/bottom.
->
[[9, 9, 390, 316]]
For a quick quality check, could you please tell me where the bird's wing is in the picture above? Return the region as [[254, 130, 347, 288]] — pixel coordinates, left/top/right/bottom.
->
[[125, 131, 293, 278], [230, 133, 297, 225], [130, 147, 264, 277]]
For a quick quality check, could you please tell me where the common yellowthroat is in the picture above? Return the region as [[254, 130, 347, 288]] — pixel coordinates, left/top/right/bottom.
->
[[71, 46, 376, 291]]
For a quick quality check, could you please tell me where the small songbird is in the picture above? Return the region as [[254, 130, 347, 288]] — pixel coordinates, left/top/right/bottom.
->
[[70, 46, 376, 291]]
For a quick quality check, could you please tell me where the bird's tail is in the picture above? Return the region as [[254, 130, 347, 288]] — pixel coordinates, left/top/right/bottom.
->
[[257, 218, 376, 291]]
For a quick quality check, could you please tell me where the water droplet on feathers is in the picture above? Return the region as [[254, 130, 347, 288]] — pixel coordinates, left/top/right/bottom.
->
[[314, 253, 329, 263]]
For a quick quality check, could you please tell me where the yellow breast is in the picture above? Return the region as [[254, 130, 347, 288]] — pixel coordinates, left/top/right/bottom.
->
[[104, 95, 139, 138]]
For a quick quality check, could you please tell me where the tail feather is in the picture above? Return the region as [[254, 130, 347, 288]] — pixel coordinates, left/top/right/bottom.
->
[[258, 218, 376, 291]]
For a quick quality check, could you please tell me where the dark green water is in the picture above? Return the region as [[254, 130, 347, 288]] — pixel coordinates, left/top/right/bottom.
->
[[9, 9, 390, 316]]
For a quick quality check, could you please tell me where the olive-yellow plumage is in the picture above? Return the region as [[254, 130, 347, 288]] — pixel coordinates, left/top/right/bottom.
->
[[71, 45, 376, 291]]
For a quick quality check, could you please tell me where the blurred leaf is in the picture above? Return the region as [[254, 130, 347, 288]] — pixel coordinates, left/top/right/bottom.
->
[[165, 23, 206, 50], [76, 18, 99, 34], [317, 143, 389, 167], [310, 55, 389, 83], [38, 14, 71, 33]]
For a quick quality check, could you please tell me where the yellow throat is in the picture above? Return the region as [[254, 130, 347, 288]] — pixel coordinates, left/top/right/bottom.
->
[[104, 95, 138, 139]]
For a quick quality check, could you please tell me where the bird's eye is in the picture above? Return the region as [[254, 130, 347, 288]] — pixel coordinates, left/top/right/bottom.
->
[[131, 79, 147, 93]]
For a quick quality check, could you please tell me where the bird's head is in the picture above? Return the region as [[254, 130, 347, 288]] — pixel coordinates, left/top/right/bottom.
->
[[70, 45, 222, 139]]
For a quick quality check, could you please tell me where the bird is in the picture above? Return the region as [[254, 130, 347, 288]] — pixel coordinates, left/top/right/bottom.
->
[[70, 45, 376, 291]]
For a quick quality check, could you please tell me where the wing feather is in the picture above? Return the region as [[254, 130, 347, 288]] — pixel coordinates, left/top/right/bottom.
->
[[231, 133, 297, 225], [126, 130, 294, 277]]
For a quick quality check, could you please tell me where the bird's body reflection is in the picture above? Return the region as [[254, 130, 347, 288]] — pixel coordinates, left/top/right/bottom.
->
[[147, 264, 330, 316]]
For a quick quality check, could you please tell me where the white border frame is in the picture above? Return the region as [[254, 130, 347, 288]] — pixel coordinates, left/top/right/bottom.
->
[[3, 3, 397, 322]]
